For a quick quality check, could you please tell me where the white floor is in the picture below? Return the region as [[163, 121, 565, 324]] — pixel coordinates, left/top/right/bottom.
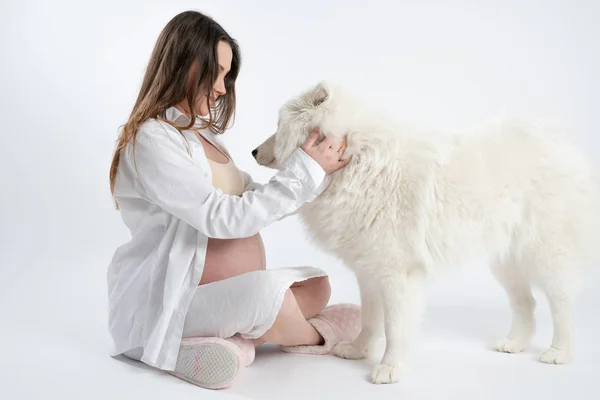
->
[[2, 259, 599, 400]]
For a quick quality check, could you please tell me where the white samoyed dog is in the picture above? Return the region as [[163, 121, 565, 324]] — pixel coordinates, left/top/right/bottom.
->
[[252, 82, 600, 384]]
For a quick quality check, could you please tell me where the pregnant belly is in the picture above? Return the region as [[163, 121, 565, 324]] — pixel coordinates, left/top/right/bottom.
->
[[199, 233, 266, 285]]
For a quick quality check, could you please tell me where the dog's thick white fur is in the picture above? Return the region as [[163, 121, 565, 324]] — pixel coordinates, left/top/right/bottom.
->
[[254, 82, 600, 384]]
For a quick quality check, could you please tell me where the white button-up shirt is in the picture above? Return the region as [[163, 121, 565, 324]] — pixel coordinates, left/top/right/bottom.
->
[[107, 107, 329, 370]]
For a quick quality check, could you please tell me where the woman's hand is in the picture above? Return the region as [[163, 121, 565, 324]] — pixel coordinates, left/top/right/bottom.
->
[[301, 127, 351, 174]]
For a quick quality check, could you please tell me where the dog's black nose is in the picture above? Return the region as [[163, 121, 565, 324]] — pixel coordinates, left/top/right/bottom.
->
[[251, 149, 258, 158]]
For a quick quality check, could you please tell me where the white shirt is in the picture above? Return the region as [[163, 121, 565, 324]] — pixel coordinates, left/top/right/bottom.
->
[[107, 107, 330, 370]]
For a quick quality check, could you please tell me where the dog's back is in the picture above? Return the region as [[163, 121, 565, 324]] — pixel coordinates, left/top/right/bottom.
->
[[303, 93, 599, 279]]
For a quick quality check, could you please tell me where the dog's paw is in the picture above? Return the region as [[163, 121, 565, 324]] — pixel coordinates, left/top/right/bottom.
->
[[332, 341, 368, 360], [539, 347, 571, 364], [491, 338, 527, 353], [371, 363, 401, 384]]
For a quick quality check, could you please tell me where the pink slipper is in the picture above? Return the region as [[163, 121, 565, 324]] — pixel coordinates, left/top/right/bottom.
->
[[226, 334, 256, 366], [281, 303, 361, 355], [171, 336, 254, 390]]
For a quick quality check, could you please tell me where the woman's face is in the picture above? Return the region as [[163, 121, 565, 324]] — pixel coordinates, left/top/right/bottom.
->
[[196, 40, 233, 117]]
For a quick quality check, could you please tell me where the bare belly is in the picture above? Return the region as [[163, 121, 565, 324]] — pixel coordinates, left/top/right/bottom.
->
[[199, 233, 266, 285]]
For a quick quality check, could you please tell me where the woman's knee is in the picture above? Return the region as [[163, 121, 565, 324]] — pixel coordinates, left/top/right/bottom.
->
[[299, 276, 331, 313]]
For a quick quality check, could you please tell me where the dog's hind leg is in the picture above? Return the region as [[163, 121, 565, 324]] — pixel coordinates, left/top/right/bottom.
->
[[333, 273, 383, 360], [490, 259, 536, 354], [536, 263, 579, 364], [370, 267, 426, 384]]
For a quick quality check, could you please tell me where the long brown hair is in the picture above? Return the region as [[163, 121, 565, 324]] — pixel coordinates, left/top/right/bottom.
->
[[109, 10, 241, 203]]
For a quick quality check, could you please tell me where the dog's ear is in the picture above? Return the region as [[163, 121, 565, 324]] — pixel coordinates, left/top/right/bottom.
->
[[311, 82, 330, 107]]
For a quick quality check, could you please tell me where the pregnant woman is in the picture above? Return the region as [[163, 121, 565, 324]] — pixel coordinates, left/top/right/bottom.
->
[[107, 10, 360, 390]]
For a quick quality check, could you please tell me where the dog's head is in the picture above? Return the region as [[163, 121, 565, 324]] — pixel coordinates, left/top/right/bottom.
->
[[252, 81, 343, 169]]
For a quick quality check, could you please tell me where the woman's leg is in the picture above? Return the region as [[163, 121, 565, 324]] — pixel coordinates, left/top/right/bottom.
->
[[251, 276, 331, 347], [260, 288, 325, 346], [170, 271, 333, 389], [290, 276, 331, 319]]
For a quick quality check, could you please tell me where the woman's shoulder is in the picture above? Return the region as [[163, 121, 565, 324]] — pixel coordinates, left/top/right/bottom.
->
[[138, 117, 177, 136], [135, 117, 189, 145], [122, 118, 194, 162]]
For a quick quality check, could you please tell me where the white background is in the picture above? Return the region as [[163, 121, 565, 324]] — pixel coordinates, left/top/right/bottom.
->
[[1, 0, 599, 399]]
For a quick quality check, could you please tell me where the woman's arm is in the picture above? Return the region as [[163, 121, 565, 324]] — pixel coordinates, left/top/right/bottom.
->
[[130, 121, 328, 239], [239, 168, 331, 219]]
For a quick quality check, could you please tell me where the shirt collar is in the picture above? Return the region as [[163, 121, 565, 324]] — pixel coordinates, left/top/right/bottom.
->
[[164, 106, 191, 125], [164, 106, 210, 127]]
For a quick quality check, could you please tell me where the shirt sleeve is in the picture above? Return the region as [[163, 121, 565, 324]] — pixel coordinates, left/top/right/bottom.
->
[[239, 168, 332, 219], [132, 122, 330, 239], [240, 169, 331, 198]]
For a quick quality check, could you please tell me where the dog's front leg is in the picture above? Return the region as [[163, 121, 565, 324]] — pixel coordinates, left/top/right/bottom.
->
[[333, 273, 382, 359], [371, 269, 425, 384]]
